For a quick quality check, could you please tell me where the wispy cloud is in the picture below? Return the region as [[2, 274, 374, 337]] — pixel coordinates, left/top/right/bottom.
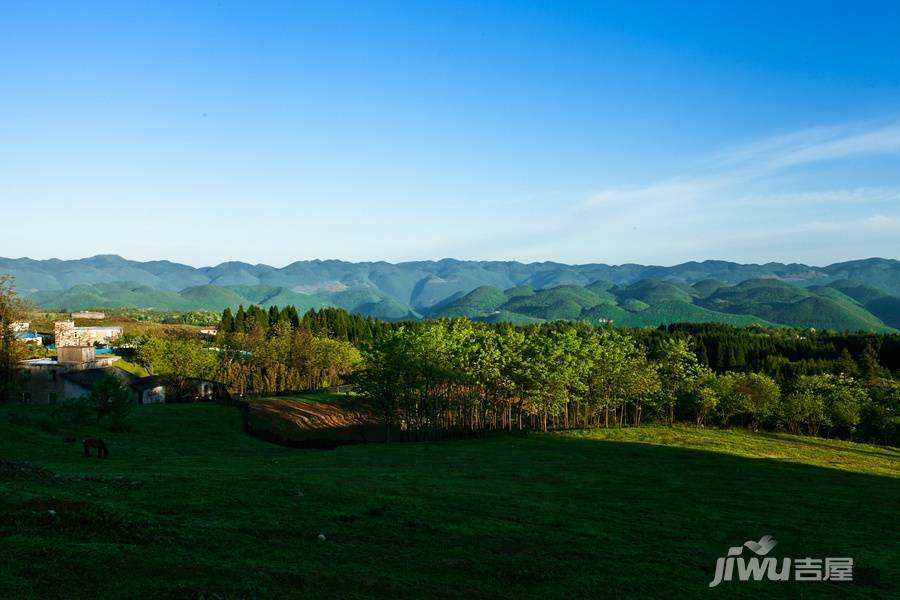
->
[[500, 119, 900, 264], [429, 119, 900, 265], [583, 120, 900, 211], [715, 121, 900, 172]]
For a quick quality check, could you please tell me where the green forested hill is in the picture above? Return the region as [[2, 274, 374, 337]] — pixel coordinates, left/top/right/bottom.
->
[[824, 279, 900, 329], [27, 282, 328, 314], [6, 254, 900, 302], [426, 277, 896, 331], [8, 256, 900, 330], [698, 279, 890, 331], [23, 277, 900, 331], [25, 281, 417, 320]]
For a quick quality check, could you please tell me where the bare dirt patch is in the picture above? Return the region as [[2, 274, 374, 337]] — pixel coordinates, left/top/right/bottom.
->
[[244, 398, 385, 447]]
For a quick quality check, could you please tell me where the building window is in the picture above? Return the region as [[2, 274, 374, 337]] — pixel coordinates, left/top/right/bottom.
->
[[49, 393, 58, 404], [22, 392, 32, 403], [23, 369, 31, 380], [48, 370, 57, 382]]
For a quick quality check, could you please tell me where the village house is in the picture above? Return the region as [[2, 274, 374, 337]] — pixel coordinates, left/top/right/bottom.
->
[[15, 330, 44, 345], [132, 376, 228, 404], [11, 321, 30, 333], [15, 346, 229, 405], [54, 320, 122, 347], [17, 346, 125, 405]]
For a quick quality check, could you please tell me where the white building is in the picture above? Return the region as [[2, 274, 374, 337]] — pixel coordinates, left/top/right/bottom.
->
[[54, 320, 122, 347]]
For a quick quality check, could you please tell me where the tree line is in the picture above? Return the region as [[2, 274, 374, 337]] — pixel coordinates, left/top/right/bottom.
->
[[638, 323, 900, 378], [354, 320, 898, 444], [124, 305, 375, 397], [206, 304, 898, 444], [220, 305, 390, 344]]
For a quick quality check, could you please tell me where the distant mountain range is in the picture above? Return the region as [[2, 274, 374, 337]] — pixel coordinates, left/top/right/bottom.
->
[[4, 255, 900, 331]]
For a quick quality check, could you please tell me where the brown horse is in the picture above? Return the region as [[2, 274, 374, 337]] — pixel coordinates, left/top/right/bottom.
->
[[83, 438, 109, 458]]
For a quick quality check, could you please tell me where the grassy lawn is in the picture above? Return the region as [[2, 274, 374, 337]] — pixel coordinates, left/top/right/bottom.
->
[[562, 426, 900, 478], [0, 403, 897, 599], [110, 356, 149, 377]]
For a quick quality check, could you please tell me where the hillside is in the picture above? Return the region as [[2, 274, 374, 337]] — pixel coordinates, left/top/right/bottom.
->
[[6, 254, 900, 305], [7, 256, 900, 330], [824, 279, 900, 329], [427, 277, 897, 331], [28, 282, 328, 314], [0, 401, 896, 598]]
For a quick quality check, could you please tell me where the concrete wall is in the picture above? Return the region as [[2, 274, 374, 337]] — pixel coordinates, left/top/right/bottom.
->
[[55, 321, 122, 347], [18, 364, 66, 404], [141, 386, 166, 404], [58, 346, 95, 364]]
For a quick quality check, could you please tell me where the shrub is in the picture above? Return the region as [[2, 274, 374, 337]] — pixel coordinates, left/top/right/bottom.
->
[[89, 377, 135, 429], [53, 398, 93, 429]]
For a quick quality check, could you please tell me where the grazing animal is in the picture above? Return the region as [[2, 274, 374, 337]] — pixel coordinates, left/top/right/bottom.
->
[[82, 438, 109, 458]]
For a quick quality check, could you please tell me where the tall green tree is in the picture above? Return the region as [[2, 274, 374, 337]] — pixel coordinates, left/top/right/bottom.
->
[[0, 276, 26, 403], [654, 338, 701, 425]]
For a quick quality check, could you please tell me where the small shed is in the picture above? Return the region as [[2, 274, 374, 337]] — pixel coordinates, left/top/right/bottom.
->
[[132, 376, 230, 404]]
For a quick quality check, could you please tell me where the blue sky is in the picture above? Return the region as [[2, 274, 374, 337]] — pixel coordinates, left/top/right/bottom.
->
[[2, 1, 900, 267]]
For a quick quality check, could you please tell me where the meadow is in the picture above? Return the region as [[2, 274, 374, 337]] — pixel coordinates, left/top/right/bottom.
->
[[0, 400, 897, 599]]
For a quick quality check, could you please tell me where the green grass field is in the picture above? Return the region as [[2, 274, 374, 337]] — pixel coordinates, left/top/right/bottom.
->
[[0, 401, 897, 598]]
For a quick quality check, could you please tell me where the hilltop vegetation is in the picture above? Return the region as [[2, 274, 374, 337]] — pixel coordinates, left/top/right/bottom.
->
[[27, 282, 414, 321], [201, 304, 900, 447], [427, 277, 897, 332], [7, 256, 900, 330], [8, 255, 900, 296]]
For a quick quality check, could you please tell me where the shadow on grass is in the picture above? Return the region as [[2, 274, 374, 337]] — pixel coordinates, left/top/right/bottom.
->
[[2, 404, 898, 598]]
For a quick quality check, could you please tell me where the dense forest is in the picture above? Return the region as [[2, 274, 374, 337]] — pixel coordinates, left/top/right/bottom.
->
[[196, 304, 899, 445]]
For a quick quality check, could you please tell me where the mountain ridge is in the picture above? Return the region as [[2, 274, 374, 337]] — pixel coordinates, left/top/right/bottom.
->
[[4, 256, 900, 331], [5, 254, 900, 298]]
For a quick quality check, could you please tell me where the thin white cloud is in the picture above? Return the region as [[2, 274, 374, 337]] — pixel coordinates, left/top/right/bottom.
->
[[733, 187, 900, 208], [583, 120, 900, 213], [712, 120, 900, 172], [516, 119, 900, 264]]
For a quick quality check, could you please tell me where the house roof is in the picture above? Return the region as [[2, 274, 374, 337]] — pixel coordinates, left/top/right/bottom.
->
[[22, 358, 58, 366], [131, 375, 168, 390], [130, 375, 225, 390], [62, 366, 141, 391]]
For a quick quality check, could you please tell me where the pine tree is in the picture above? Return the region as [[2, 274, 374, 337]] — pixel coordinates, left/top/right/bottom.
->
[[835, 348, 858, 376], [859, 344, 885, 380], [696, 340, 710, 367], [234, 305, 247, 333], [268, 305, 279, 327], [220, 307, 235, 333]]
